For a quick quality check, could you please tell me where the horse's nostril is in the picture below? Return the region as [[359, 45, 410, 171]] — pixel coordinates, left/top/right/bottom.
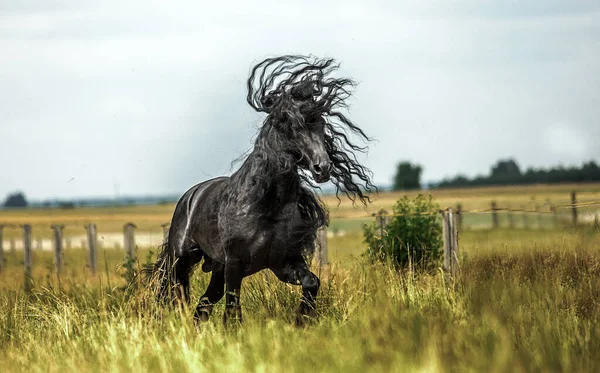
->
[[313, 162, 331, 179]]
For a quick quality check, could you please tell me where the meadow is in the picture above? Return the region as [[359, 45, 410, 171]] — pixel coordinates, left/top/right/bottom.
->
[[1, 184, 600, 372]]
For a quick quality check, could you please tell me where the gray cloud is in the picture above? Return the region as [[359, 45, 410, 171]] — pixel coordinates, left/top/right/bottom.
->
[[1, 0, 599, 199]]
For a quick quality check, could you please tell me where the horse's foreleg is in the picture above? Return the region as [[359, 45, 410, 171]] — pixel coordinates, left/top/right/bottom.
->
[[223, 260, 244, 325], [194, 264, 225, 322], [272, 256, 320, 326]]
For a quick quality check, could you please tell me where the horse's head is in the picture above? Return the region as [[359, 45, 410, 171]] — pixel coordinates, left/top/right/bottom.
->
[[273, 110, 332, 183], [256, 72, 335, 183], [247, 55, 376, 202], [296, 116, 332, 183]]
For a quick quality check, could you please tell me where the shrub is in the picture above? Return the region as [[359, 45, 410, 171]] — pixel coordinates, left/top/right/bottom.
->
[[364, 194, 443, 270]]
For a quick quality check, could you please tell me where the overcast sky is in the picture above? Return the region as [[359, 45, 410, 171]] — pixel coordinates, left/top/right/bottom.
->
[[1, 0, 599, 200]]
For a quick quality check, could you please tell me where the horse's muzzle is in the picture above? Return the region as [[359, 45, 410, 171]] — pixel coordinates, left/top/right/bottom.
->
[[311, 160, 332, 183]]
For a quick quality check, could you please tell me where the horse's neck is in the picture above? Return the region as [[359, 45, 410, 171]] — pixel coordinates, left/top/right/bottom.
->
[[229, 148, 300, 213]]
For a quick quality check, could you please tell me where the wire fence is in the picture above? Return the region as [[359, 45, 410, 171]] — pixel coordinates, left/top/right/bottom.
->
[[329, 198, 600, 231]]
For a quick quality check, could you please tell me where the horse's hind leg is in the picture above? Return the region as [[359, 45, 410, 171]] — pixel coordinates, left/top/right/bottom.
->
[[173, 255, 195, 304], [271, 255, 320, 326], [194, 264, 225, 322], [167, 221, 205, 305]]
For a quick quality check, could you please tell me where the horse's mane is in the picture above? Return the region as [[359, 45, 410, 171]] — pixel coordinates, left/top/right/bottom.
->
[[246, 55, 376, 205]]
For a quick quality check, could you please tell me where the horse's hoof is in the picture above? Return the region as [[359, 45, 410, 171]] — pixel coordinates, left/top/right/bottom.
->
[[194, 307, 211, 323], [295, 309, 317, 327]]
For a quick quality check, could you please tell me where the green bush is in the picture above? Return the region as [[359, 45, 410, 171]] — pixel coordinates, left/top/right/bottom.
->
[[364, 194, 443, 270]]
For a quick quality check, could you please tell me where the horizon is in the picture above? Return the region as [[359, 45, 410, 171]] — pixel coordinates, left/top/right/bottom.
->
[[3, 156, 599, 206]]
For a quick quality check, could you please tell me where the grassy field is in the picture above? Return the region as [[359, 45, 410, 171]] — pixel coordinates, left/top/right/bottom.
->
[[1, 184, 600, 372]]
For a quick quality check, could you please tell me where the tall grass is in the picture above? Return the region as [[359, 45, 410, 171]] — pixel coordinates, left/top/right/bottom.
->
[[1, 228, 599, 372]]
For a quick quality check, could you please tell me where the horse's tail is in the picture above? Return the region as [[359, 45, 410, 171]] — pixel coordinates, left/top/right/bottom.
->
[[143, 238, 175, 303]]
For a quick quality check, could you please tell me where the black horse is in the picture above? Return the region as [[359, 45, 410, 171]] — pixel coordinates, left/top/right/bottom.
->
[[152, 55, 374, 325]]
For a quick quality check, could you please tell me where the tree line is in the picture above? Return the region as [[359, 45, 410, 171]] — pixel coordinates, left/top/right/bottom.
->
[[4, 159, 600, 208], [393, 159, 600, 190]]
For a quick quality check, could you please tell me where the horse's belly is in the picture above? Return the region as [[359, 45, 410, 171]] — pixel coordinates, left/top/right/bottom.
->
[[199, 240, 226, 264]]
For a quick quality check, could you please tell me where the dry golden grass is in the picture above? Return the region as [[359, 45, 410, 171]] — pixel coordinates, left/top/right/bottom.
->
[[1, 183, 600, 372], [1, 183, 598, 242]]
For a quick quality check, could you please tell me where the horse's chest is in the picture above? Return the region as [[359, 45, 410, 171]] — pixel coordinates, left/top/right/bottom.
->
[[255, 217, 304, 255], [227, 210, 305, 265]]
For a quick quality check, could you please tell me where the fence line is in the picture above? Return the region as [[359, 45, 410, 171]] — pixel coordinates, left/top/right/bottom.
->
[[22, 224, 33, 290], [334, 199, 600, 219], [0, 220, 332, 284], [1, 191, 598, 283], [85, 224, 97, 275], [51, 225, 64, 274], [441, 208, 459, 277], [123, 223, 137, 261]]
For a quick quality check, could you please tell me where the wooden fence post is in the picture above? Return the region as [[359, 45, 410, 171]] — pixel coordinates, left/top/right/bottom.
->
[[85, 224, 97, 275], [376, 212, 387, 239], [507, 204, 515, 229], [0, 225, 4, 273], [535, 203, 542, 229], [10, 238, 16, 258], [51, 225, 64, 274], [1, 225, 17, 269], [521, 204, 529, 230], [22, 224, 33, 290], [123, 223, 137, 261], [571, 191, 578, 226], [456, 204, 463, 230], [316, 228, 328, 266], [491, 201, 499, 229], [442, 208, 459, 277], [161, 223, 170, 242]]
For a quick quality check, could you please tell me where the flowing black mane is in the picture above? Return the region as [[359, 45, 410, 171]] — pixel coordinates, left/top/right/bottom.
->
[[246, 55, 376, 205]]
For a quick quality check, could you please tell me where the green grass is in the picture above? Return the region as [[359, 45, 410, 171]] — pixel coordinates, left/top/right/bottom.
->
[[1, 227, 600, 372]]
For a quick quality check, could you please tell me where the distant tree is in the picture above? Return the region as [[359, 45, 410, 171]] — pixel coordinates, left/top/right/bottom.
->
[[393, 161, 422, 190], [490, 158, 521, 177], [4, 192, 28, 208], [58, 201, 75, 209], [581, 161, 600, 182]]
